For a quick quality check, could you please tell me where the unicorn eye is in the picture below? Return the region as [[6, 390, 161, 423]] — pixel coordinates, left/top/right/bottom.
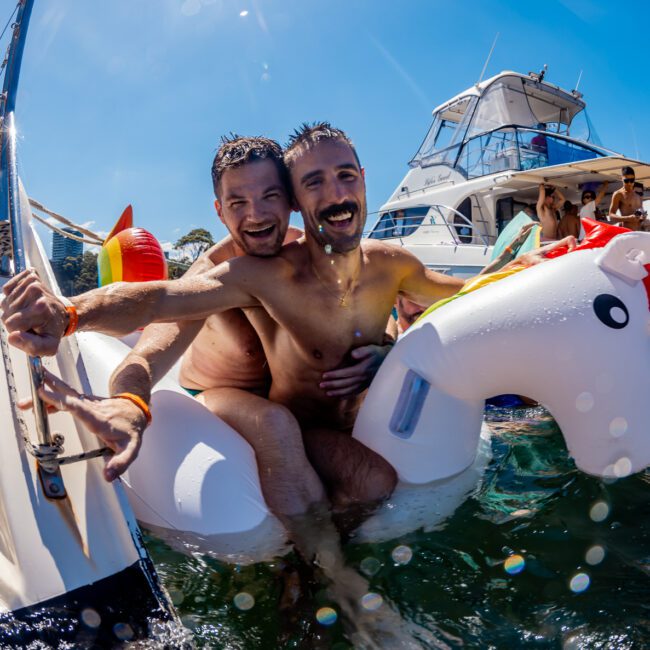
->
[[593, 294, 629, 329]]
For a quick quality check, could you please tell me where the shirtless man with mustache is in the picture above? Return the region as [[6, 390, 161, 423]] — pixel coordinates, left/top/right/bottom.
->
[[3, 123, 563, 508]]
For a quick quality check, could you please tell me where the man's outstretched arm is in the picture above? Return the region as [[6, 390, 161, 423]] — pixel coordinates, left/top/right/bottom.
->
[[1, 259, 259, 356]]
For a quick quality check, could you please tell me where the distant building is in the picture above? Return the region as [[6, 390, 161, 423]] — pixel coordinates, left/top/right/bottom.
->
[[51, 228, 83, 263]]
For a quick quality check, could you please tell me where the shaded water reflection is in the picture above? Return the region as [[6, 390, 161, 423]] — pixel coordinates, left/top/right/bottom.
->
[[148, 408, 650, 648]]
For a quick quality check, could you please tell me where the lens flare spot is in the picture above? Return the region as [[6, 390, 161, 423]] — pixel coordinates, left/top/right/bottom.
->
[[361, 592, 383, 611], [318, 225, 324, 232], [613, 456, 632, 478], [569, 572, 590, 593], [239, 10, 249, 17], [575, 392, 594, 413], [504, 554, 525, 575], [81, 608, 101, 629], [609, 417, 628, 438], [589, 501, 609, 522], [585, 545, 605, 565], [316, 606, 337, 626], [233, 592, 255, 611], [324, 244, 333, 254], [360, 557, 381, 577], [391, 545, 413, 565], [354, 329, 362, 338], [113, 623, 134, 641], [169, 589, 184, 606]]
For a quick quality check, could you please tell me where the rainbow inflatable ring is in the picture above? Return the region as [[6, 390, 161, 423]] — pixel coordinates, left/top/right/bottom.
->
[[98, 205, 167, 286]]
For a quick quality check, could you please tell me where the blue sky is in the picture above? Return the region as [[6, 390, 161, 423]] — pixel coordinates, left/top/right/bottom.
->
[[11, 0, 650, 253]]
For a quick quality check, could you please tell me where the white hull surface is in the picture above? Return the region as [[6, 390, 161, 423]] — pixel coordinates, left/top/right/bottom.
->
[[0, 185, 174, 643]]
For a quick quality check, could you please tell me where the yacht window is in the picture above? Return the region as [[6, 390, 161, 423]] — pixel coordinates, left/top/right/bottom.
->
[[368, 208, 428, 239], [410, 96, 477, 167]]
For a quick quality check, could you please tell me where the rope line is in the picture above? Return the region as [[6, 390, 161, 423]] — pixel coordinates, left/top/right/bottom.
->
[[31, 212, 104, 246], [0, 3, 19, 46], [29, 197, 104, 243]]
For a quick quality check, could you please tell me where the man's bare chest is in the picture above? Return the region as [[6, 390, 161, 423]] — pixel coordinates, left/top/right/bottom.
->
[[245, 290, 394, 369]]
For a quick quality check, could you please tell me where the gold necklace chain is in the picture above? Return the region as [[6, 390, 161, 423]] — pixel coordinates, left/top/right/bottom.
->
[[311, 262, 358, 308]]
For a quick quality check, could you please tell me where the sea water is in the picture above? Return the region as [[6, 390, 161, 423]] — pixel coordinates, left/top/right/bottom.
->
[[147, 408, 650, 648]]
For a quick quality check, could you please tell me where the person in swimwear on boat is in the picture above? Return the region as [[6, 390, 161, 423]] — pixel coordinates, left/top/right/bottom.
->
[[536, 183, 565, 239], [2, 123, 574, 509], [609, 166, 645, 231]]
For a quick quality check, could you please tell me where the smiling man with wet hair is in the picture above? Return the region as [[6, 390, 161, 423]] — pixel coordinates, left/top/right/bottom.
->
[[3, 123, 566, 508]]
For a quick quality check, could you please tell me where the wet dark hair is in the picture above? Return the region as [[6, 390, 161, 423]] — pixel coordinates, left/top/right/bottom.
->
[[211, 135, 289, 199], [622, 166, 635, 177], [563, 200, 577, 214], [284, 121, 361, 169], [581, 189, 595, 202], [544, 185, 555, 197]]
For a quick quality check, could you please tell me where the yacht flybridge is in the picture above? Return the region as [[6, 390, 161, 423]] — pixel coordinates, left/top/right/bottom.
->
[[366, 70, 650, 275]]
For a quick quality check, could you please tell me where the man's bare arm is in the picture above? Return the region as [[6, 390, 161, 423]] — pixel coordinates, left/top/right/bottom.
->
[[395, 249, 465, 306], [107, 235, 247, 400], [536, 183, 546, 217], [595, 181, 609, 206], [1, 258, 261, 356]]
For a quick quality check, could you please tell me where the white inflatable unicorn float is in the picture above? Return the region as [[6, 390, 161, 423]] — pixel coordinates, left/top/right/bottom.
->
[[78, 221, 650, 555]]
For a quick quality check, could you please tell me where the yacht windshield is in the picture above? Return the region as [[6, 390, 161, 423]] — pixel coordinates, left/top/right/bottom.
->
[[410, 95, 477, 167]]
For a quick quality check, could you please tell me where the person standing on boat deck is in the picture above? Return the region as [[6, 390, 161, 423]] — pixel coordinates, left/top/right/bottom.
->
[[557, 201, 581, 240], [537, 183, 565, 239], [608, 166, 644, 230], [579, 181, 609, 221], [2, 123, 571, 508]]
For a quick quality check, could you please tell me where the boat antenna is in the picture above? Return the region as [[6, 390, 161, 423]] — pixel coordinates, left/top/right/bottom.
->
[[574, 69, 583, 92], [477, 32, 499, 86]]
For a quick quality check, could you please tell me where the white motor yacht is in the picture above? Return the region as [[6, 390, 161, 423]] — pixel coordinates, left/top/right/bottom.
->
[[366, 70, 650, 276]]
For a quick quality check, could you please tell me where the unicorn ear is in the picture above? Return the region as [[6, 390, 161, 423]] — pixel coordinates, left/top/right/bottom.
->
[[596, 233, 650, 285]]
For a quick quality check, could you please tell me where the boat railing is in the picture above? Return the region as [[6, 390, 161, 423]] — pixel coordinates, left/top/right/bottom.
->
[[1, 0, 67, 497], [365, 203, 494, 247]]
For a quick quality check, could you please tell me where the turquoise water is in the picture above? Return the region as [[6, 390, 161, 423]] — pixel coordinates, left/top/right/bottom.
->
[[147, 408, 650, 648]]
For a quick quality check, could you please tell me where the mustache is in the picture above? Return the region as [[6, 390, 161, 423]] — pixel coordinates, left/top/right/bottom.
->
[[318, 201, 358, 221]]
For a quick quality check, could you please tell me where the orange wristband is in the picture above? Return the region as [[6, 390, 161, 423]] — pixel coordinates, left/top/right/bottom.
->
[[113, 392, 153, 425], [63, 305, 79, 337], [505, 245, 514, 255]]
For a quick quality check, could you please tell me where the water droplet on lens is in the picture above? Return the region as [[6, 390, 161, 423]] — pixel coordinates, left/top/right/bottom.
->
[[391, 545, 413, 565], [569, 572, 590, 593], [360, 557, 381, 576], [504, 554, 525, 575], [324, 244, 332, 254], [589, 501, 609, 522], [233, 592, 255, 611], [113, 623, 134, 641], [316, 606, 337, 626], [169, 589, 184, 605], [613, 457, 632, 478], [575, 392, 594, 412], [81, 608, 101, 628], [361, 592, 383, 611], [609, 417, 628, 438], [585, 545, 605, 565]]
